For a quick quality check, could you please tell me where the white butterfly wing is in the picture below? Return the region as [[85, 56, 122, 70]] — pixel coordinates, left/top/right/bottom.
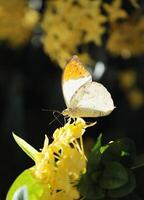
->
[[62, 55, 92, 107], [62, 75, 92, 107], [67, 82, 115, 117]]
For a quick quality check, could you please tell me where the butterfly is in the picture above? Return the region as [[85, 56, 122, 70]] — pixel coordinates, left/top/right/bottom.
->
[[62, 55, 115, 117]]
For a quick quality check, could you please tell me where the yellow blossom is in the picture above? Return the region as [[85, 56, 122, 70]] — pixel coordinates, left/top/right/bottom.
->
[[118, 70, 137, 90], [30, 117, 93, 199], [107, 17, 144, 58], [0, 0, 39, 46], [104, 0, 128, 23], [41, 0, 106, 68], [53, 118, 86, 143], [127, 88, 144, 109], [10, 115, 95, 199]]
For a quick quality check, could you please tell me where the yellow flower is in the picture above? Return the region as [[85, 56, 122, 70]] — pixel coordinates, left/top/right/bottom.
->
[[53, 118, 85, 143], [107, 17, 144, 58], [104, 0, 127, 23], [0, 0, 39, 46], [32, 118, 93, 199], [42, 0, 106, 67], [118, 70, 137, 90], [13, 117, 95, 199], [127, 88, 144, 110], [57, 147, 86, 179]]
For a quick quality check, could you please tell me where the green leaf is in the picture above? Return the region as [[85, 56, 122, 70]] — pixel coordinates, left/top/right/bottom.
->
[[87, 135, 103, 172], [91, 134, 102, 152], [87, 150, 101, 172], [6, 169, 46, 200], [91, 171, 102, 183], [13, 133, 38, 161], [78, 173, 105, 199], [12, 186, 28, 200], [100, 144, 109, 154], [100, 161, 129, 189], [108, 170, 136, 198], [102, 138, 136, 167]]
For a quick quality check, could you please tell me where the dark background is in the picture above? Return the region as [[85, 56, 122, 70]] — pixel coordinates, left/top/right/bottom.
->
[[0, 1, 144, 199]]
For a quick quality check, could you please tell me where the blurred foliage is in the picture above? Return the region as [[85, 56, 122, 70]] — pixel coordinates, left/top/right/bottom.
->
[[42, 0, 106, 67], [0, 0, 143, 65], [118, 69, 144, 109], [107, 16, 144, 58], [41, 0, 144, 67], [0, 0, 39, 47]]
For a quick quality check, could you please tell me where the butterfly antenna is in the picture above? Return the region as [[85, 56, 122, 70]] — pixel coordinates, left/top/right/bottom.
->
[[41, 108, 63, 126], [49, 111, 63, 126]]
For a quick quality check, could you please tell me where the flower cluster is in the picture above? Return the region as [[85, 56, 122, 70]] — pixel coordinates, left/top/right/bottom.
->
[[41, 0, 144, 65], [31, 118, 93, 200], [107, 17, 144, 58], [42, 0, 106, 67], [0, 0, 39, 46]]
